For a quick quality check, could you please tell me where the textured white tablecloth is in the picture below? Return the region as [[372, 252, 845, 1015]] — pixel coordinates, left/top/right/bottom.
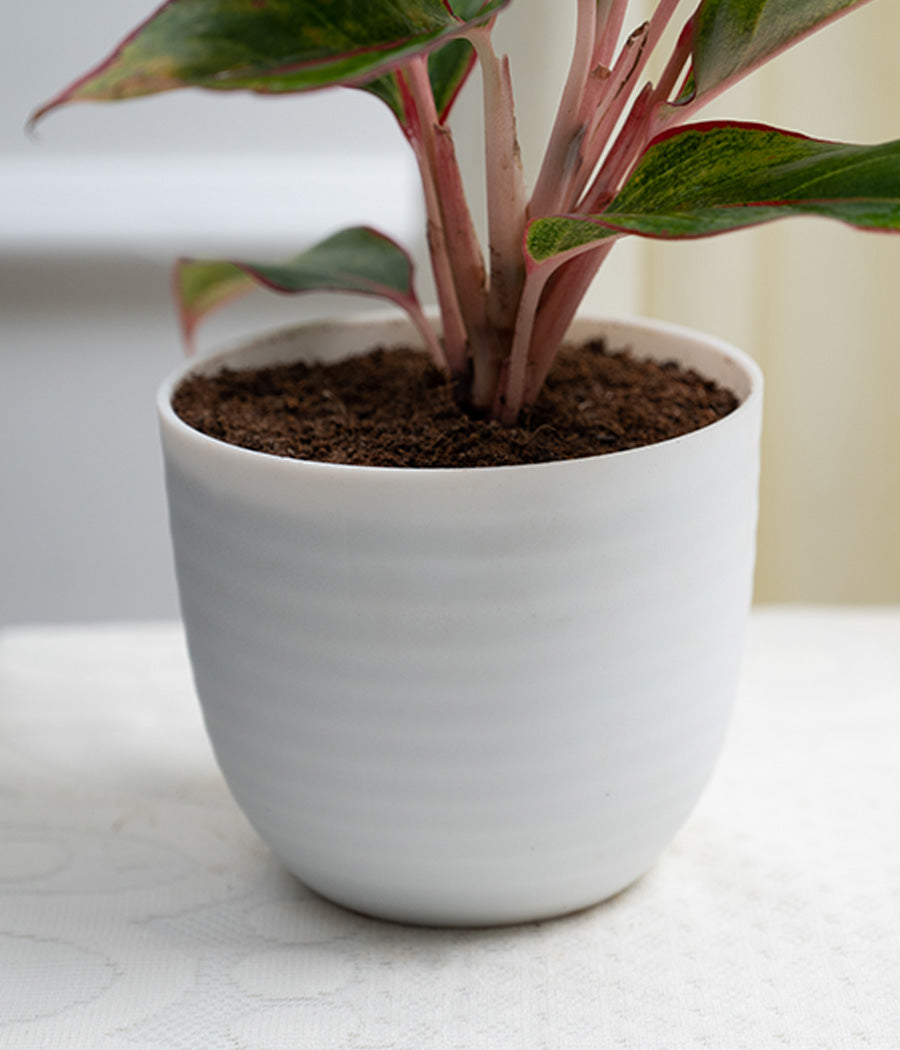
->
[[0, 609, 897, 1049]]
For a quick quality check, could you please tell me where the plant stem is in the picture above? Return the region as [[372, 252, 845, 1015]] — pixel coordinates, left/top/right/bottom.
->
[[595, 0, 629, 66], [404, 57, 500, 404], [408, 149, 469, 377], [398, 62, 468, 378], [650, 15, 694, 108], [565, 19, 649, 209], [504, 1, 687, 422], [431, 124, 504, 408], [523, 241, 616, 402], [495, 261, 556, 424], [647, 16, 713, 139], [510, 94, 655, 408], [581, 80, 653, 212], [639, 0, 684, 64], [577, 0, 683, 203], [529, 0, 601, 219], [467, 25, 528, 345]]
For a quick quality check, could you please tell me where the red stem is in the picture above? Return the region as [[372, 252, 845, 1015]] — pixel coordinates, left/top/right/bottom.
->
[[523, 242, 616, 404], [580, 80, 653, 212], [404, 58, 498, 402], [651, 15, 694, 108], [399, 63, 468, 377], [564, 21, 650, 211], [495, 260, 557, 424]]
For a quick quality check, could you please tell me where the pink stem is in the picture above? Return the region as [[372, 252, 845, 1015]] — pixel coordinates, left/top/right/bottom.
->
[[504, 2, 688, 420], [529, 0, 600, 219], [409, 143, 469, 377], [565, 21, 650, 209], [515, 91, 656, 403], [404, 58, 499, 403], [595, 0, 629, 66], [517, 97, 658, 406], [651, 15, 694, 108], [495, 261, 557, 424], [399, 63, 468, 377], [580, 81, 653, 212], [468, 26, 528, 341], [523, 242, 616, 403], [639, 0, 684, 61], [431, 125, 503, 408], [575, 0, 683, 204]]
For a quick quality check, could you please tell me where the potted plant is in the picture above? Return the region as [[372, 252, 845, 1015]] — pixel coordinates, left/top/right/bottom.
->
[[34, 0, 900, 926]]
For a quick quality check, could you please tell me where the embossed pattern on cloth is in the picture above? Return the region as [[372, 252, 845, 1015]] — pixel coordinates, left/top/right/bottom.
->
[[0, 613, 898, 1049]]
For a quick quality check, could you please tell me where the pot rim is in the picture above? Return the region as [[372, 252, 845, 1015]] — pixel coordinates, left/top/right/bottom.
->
[[157, 311, 763, 477]]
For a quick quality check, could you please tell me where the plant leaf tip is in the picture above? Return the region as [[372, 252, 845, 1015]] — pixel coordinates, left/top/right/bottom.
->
[[25, 100, 56, 136]]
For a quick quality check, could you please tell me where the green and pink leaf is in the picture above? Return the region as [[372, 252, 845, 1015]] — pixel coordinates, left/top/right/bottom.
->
[[175, 226, 442, 364], [175, 260, 254, 350], [526, 123, 900, 263], [32, 0, 510, 122], [678, 0, 877, 106]]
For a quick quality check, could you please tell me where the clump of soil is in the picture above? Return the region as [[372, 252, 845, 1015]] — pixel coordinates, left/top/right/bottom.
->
[[172, 338, 738, 468]]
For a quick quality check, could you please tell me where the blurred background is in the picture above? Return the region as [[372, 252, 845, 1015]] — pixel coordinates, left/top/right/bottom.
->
[[2, 0, 898, 625]]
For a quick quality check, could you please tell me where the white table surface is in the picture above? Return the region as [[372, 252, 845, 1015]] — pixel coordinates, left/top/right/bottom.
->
[[0, 608, 898, 1050]]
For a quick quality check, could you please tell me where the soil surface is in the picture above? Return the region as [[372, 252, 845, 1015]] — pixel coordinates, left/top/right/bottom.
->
[[172, 338, 738, 469]]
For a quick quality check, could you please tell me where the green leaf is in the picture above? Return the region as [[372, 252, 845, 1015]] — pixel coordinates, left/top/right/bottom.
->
[[427, 37, 477, 120], [33, 0, 510, 120], [526, 123, 900, 262], [683, 0, 875, 104], [425, 0, 499, 119], [176, 226, 421, 347]]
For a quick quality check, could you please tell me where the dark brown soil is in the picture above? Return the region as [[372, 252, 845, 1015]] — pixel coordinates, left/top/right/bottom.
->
[[172, 338, 738, 468]]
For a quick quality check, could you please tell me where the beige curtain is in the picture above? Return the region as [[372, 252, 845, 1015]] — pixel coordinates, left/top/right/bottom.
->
[[497, 0, 900, 604], [639, 2, 900, 603]]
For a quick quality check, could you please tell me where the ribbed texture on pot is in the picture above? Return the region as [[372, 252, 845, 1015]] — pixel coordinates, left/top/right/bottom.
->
[[159, 315, 763, 926]]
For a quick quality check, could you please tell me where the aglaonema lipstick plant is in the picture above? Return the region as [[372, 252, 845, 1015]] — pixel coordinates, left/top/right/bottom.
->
[[33, 0, 900, 424]]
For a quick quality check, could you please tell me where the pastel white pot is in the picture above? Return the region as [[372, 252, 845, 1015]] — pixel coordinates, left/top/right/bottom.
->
[[158, 314, 763, 926]]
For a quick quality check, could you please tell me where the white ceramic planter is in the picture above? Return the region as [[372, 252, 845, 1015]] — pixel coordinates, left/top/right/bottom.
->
[[158, 314, 763, 926]]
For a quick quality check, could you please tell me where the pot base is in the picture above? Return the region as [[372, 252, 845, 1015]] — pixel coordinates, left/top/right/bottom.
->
[[295, 868, 648, 928]]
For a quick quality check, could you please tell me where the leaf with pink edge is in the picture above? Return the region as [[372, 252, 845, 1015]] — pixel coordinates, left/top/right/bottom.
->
[[526, 123, 900, 262], [32, 0, 511, 124], [678, 0, 876, 106], [176, 226, 425, 349], [175, 259, 254, 351]]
